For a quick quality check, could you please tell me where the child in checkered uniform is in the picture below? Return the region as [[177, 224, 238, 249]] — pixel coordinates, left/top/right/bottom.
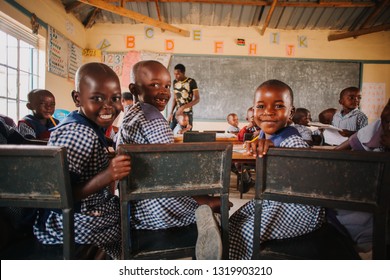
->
[[332, 86, 368, 138], [229, 79, 325, 259], [116, 60, 223, 259], [33, 63, 131, 259]]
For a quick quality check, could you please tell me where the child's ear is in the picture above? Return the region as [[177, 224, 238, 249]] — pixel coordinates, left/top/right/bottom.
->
[[289, 106, 296, 120], [26, 102, 32, 110], [71, 90, 81, 107], [129, 83, 140, 102], [129, 83, 138, 96]]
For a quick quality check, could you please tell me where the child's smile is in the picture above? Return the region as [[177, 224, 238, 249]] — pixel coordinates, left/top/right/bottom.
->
[[254, 86, 293, 138]]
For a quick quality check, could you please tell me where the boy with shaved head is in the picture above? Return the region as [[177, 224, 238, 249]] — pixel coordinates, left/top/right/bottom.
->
[[33, 62, 131, 259]]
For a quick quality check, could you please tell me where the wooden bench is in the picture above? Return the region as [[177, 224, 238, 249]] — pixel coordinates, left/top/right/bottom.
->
[[0, 145, 75, 260], [252, 148, 390, 260]]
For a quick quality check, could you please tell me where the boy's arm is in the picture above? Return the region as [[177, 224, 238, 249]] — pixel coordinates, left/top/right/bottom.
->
[[176, 89, 200, 115], [168, 94, 177, 123], [72, 155, 131, 201], [334, 139, 351, 150]]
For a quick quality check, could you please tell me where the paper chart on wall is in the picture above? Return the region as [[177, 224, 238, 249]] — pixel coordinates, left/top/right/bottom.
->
[[48, 26, 68, 78], [361, 83, 386, 123], [140, 50, 172, 68], [102, 52, 127, 78], [68, 42, 83, 81], [103, 51, 172, 91], [121, 51, 141, 90]]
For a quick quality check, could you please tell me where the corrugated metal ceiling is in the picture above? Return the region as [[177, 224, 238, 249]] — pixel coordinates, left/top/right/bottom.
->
[[61, 0, 390, 33]]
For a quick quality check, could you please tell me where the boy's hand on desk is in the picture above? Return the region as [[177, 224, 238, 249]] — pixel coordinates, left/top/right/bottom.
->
[[108, 154, 131, 181], [338, 129, 354, 137], [244, 138, 274, 157]]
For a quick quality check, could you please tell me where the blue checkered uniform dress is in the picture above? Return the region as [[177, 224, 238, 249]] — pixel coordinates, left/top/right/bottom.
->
[[117, 102, 198, 229], [332, 108, 368, 131], [229, 134, 325, 260], [33, 123, 121, 259]]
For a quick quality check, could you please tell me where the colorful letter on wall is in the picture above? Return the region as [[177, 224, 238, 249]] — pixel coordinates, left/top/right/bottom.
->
[[145, 26, 154, 39], [214, 41, 224, 54], [249, 43, 257, 55], [298, 36, 308, 48], [165, 39, 175, 51], [126, 36, 135, 49], [97, 39, 111, 50], [270, 33, 280, 44], [286, 45, 295, 56], [193, 29, 202, 41]]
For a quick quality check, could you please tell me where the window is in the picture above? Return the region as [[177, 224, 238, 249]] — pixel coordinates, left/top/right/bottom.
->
[[0, 12, 41, 122]]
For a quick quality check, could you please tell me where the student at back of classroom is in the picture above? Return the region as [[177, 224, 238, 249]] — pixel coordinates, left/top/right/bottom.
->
[[226, 113, 240, 134], [18, 89, 59, 141], [237, 107, 260, 142], [173, 113, 192, 135], [332, 87, 368, 137]]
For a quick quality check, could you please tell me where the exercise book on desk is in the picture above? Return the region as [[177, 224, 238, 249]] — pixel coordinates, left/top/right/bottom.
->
[[308, 122, 348, 146]]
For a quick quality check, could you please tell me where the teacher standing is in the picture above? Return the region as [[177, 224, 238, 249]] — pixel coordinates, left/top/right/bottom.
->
[[168, 64, 200, 130]]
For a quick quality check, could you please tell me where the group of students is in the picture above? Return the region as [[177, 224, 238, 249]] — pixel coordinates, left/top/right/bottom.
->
[[226, 86, 370, 146], [1, 59, 389, 260]]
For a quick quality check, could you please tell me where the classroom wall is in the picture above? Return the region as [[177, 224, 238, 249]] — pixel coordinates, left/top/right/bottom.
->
[[1, 0, 87, 112], [2, 0, 390, 129]]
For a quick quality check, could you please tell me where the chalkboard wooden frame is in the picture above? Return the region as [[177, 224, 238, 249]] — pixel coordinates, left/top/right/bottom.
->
[[168, 55, 362, 121]]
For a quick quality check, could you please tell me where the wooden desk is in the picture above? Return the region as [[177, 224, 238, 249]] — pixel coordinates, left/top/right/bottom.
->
[[232, 144, 256, 199], [174, 135, 240, 144], [232, 144, 255, 162]]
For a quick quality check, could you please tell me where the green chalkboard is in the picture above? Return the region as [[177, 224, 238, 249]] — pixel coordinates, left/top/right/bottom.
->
[[168, 55, 360, 121]]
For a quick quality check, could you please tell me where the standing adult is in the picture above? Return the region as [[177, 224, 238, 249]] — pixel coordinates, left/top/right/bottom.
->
[[168, 64, 200, 130]]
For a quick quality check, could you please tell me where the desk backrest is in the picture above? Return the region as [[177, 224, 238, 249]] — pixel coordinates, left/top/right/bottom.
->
[[0, 145, 74, 259], [253, 147, 390, 259], [0, 145, 73, 209], [118, 142, 232, 200], [183, 132, 216, 143], [256, 148, 390, 209]]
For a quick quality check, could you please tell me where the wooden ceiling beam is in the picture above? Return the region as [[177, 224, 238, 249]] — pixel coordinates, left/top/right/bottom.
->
[[328, 23, 390, 41], [260, 0, 278, 36], [77, 0, 190, 37], [84, 7, 100, 28], [360, 0, 390, 29], [154, 0, 166, 32], [104, 0, 376, 8], [65, 1, 83, 13]]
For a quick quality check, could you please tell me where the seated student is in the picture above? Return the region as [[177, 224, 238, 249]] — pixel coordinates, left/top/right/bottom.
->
[[229, 79, 324, 260], [333, 98, 390, 255], [332, 87, 368, 137], [0, 114, 24, 144], [33, 62, 131, 259], [18, 89, 59, 141], [104, 92, 135, 149], [319, 108, 337, 125], [226, 113, 240, 134], [173, 113, 192, 135], [116, 60, 225, 260], [112, 91, 134, 133], [292, 107, 315, 146], [237, 107, 260, 142]]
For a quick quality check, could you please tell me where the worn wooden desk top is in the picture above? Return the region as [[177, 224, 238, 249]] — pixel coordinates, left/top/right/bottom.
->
[[174, 134, 241, 144]]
